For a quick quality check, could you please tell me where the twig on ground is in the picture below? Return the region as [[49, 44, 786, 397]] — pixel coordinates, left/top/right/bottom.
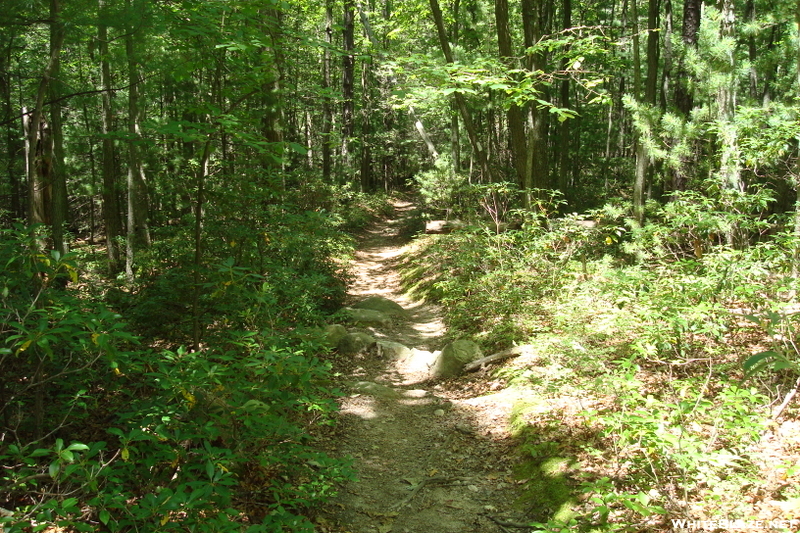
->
[[464, 345, 536, 372]]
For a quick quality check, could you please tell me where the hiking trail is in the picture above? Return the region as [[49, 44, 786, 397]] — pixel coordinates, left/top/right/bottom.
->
[[318, 200, 531, 533]]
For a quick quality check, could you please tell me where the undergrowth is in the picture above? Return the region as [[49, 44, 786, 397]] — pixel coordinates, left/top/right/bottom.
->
[[0, 185, 391, 532], [401, 189, 800, 531]]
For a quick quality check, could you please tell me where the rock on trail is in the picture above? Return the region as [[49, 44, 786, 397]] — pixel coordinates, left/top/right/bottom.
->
[[318, 201, 526, 533]]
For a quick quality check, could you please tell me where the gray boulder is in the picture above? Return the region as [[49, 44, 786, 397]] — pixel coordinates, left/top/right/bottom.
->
[[375, 340, 413, 361], [352, 296, 407, 318], [425, 220, 466, 234], [337, 332, 377, 355], [322, 324, 349, 348], [431, 340, 483, 379], [339, 307, 392, 327]]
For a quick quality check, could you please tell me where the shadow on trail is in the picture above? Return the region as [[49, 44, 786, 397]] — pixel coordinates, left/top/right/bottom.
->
[[318, 199, 586, 532]]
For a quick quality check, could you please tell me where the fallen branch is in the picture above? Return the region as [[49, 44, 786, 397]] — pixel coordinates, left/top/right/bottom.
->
[[772, 375, 800, 421], [464, 345, 536, 372]]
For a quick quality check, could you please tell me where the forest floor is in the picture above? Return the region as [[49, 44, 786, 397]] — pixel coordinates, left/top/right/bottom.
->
[[317, 200, 534, 533]]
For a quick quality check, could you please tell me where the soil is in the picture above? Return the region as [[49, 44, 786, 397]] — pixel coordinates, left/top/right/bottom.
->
[[317, 201, 531, 533]]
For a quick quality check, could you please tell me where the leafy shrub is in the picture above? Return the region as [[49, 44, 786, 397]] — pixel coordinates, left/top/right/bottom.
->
[[412, 157, 475, 219], [0, 224, 354, 532]]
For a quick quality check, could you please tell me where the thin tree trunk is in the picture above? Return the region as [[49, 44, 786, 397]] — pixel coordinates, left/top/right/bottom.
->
[[25, 3, 65, 229], [675, 0, 700, 116], [49, 0, 67, 257], [557, 0, 572, 198], [792, 0, 800, 295], [262, 5, 284, 160], [99, 0, 122, 272], [322, 0, 333, 180], [522, 0, 551, 198], [717, 0, 742, 193], [429, 0, 494, 182], [1, 41, 23, 220], [192, 139, 212, 349], [495, 0, 529, 190], [342, 0, 355, 175], [125, 0, 151, 280], [633, 0, 659, 225], [360, 57, 373, 191]]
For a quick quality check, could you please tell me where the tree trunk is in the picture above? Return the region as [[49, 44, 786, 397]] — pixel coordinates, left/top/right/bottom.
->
[[429, 0, 495, 182], [633, 0, 659, 225], [522, 0, 551, 198], [675, 0, 700, 116], [262, 5, 284, 161], [557, 0, 572, 198], [1, 41, 23, 220], [99, 0, 123, 272], [717, 0, 742, 193], [360, 57, 373, 191], [495, 0, 530, 190], [342, 0, 355, 175], [792, 0, 800, 294], [48, 0, 68, 256], [125, 0, 151, 280], [321, 0, 333, 180], [26, 0, 65, 230]]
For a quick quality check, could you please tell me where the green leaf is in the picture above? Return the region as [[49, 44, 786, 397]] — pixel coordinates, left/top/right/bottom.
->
[[743, 351, 777, 371], [99, 509, 111, 525], [66, 443, 89, 452], [49, 460, 60, 479]]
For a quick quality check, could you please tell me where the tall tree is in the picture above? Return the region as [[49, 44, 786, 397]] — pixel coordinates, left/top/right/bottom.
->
[[98, 0, 123, 272], [521, 0, 551, 194], [675, 0, 700, 116], [632, 0, 659, 224], [557, 0, 572, 196], [342, 0, 355, 174], [25, 0, 66, 231], [495, 0, 530, 192], [716, 0, 743, 193], [124, 0, 151, 279]]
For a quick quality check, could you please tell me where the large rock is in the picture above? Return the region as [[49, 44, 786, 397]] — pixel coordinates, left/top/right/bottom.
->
[[352, 296, 407, 318], [338, 307, 392, 328], [337, 332, 377, 355], [322, 324, 348, 348], [431, 340, 483, 379], [425, 220, 466, 234], [375, 340, 413, 361]]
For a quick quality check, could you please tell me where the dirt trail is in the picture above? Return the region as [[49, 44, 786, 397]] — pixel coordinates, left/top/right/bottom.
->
[[318, 201, 528, 533]]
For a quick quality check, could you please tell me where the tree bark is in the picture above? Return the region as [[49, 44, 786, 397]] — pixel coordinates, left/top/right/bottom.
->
[[25, 0, 65, 230], [557, 0, 572, 198], [792, 0, 800, 294], [125, 0, 151, 279], [98, 0, 123, 272], [495, 0, 530, 190], [717, 0, 742, 193], [675, 0, 700, 116], [429, 0, 495, 182], [522, 0, 551, 197], [321, 0, 333, 180], [342, 0, 355, 174], [1, 40, 23, 220], [48, 0, 68, 256], [633, 0, 659, 225]]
